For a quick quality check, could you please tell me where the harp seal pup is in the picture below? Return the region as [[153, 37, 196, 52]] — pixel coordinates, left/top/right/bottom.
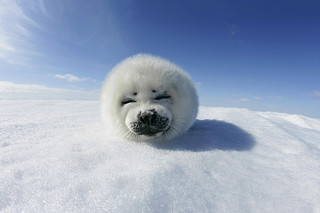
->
[[101, 54, 198, 142]]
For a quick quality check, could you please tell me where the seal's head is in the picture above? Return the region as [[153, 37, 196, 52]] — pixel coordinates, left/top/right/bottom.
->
[[101, 54, 198, 142]]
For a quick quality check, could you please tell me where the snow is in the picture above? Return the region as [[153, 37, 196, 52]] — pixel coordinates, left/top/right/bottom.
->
[[0, 100, 319, 212]]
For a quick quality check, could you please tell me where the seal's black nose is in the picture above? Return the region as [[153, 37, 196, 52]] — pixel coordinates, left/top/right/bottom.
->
[[132, 109, 169, 136], [139, 110, 158, 126]]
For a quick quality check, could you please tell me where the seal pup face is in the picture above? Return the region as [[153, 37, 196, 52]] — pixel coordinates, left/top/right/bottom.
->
[[122, 88, 173, 140], [101, 54, 198, 142], [116, 69, 179, 141]]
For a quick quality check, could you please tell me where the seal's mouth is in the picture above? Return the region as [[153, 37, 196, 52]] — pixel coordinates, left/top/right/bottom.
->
[[129, 109, 170, 136]]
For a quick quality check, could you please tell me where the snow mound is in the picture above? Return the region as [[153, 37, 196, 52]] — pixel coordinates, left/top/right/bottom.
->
[[0, 100, 319, 212]]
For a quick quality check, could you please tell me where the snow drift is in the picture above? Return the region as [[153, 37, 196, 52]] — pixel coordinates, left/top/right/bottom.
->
[[0, 100, 319, 212]]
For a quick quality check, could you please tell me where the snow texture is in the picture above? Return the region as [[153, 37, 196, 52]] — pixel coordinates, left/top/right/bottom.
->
[[0, 100, 319, 212]]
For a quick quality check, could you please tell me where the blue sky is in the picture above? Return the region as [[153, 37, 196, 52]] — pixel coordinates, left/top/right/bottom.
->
[[0, 0, 320, 118]]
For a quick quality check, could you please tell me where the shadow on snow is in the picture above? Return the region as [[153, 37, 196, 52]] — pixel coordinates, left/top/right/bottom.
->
[[152, 119, 256, 152]]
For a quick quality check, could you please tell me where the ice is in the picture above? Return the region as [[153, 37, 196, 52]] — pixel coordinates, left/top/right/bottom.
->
[[0, 100, 319, 212]]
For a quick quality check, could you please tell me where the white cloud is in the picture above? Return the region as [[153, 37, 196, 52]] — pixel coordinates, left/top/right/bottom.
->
[[54, 74, 96, 82], [0, 81, 99, 100], [233, 97, 261, 102], [55, 74, 82, 82]]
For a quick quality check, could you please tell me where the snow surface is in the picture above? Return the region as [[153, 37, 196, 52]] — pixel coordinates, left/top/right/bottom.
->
[[0, 100, 319, 212]]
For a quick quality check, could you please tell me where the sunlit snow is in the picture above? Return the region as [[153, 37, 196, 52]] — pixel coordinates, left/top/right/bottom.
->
[[0, 100, 319, 212]]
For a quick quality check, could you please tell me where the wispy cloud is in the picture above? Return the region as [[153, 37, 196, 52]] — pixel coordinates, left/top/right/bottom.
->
[[0, 0, 45, 65], [227, 24, 239, 36], [253, 96, 261, 100], [0, 39, 15, 52], [0, 81, 99, 100], [195, 81, 202, 89], [267, 96, 283, 100], [237, 98, 249, 102], [312, 91, 320, 96], [0, 0, 125, 67], [54, 74, 96, 82]]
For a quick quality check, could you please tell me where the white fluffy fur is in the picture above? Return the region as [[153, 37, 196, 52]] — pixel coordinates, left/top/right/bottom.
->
[[101, 54, 198, 142]]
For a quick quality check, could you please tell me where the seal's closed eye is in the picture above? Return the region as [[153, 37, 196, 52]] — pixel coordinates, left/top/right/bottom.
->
[[155, 94, 171, 100], [121, 98, 136, 106]]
